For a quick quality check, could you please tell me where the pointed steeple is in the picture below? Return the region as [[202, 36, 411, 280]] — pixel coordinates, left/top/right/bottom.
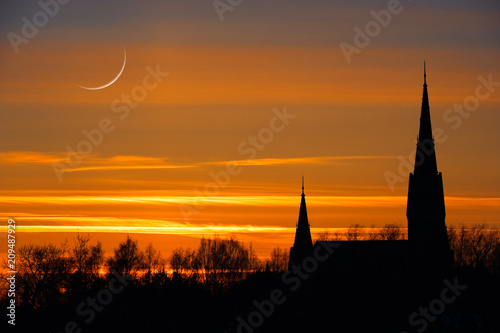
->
[[407, 63, 452, 273], [414, 62, 438, 174], [293, 177, 312, 248]]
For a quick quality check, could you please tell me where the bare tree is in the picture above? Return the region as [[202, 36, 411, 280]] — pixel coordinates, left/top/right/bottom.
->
[[143, 242, 163, 273], [170, 247, 198, 276], [248, 243, 262, 272], [3, 243, 72, 309], [267, 247, 289, 272], [107, 236, 144, 278], [316, 229, 344, 241], [448, 225, 466, 267], [72, 234, 104, 289], [367, 224, 380, 240], [192, 235, 260, 292], [347, 224, 365, 241], [378, 224, 404, 241], [468, 225, 498, 269], [448, 224, 500, 272], [331, 231, 344, 241], [142, 242, 165, 283], [316, 230, 331, 242], [170, 247, 184, 275]]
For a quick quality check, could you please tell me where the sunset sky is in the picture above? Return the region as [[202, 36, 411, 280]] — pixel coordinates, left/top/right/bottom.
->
[[1, 0, 499, 258]]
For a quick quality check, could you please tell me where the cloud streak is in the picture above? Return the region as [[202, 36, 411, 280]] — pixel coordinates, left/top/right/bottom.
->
[[3, 194, 500, 208], [0, 151, 397, 172]]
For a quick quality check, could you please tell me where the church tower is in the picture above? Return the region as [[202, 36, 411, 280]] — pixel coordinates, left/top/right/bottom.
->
[[406, 63, 453, 272], [289, 177, 313, 269]]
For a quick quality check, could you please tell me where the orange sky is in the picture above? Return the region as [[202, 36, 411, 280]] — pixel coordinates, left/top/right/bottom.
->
[[1, 0, 499, 260]]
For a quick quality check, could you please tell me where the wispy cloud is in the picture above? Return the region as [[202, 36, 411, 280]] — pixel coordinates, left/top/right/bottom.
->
[[0, 195, 404, 207], [0, 151, 67, 164], [66, 165, 195, 172], [0, 214, 297, 234], [0, 151, 396, 172], [0, 152, 193, 171], [207, 156, 396, 167], [4, 195, 499, 208]]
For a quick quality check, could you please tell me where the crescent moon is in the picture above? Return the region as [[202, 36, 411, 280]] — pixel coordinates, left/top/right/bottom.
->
[[76, 49, 126, 90]]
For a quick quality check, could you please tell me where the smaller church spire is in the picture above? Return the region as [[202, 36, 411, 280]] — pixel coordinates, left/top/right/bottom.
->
[[289, 177, 314, 269], [292, 177, 312, 248]]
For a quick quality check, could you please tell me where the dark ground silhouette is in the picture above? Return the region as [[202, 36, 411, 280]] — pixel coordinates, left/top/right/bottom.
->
[[1, 227, 499, 333]]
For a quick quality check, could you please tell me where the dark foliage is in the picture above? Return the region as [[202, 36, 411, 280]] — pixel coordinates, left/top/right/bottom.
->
[[1, 229, 499, 333]]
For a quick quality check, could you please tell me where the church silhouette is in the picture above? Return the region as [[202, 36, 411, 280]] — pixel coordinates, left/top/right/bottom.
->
[[289, 64, 454, 276]]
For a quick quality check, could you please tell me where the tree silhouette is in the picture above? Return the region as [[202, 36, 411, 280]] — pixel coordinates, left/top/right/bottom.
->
[[1, 231, 500, 333], [170, 247, 198, 277], [378, 223, 405, 240], [142, 242, 165, 283], [71, 233, 104, 290], [107, 235, 144, 278], [267, 246, 289, 272], [448, 224, 500, 271], [170, 235, 261, 292], [316, 230, 331, 241], [10, 243, 71, 309], [347, 224, 364, 241]]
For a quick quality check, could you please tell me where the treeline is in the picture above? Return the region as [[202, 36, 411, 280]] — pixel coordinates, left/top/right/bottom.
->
[[3, 224, 499, 311], [1, 225, 499, 332], [170, 237, 290, 285], [169, 236, 261, 293], [448, 224, 500, 273], [0, 234, 290, 311]]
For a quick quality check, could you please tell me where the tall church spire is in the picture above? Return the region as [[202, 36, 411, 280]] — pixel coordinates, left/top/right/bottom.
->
[[407, 63, 452, 273], [414, 62, 438, 174]]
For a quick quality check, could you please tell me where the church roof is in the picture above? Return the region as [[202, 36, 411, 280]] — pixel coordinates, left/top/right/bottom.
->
[[314, 240, 409, 273]]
